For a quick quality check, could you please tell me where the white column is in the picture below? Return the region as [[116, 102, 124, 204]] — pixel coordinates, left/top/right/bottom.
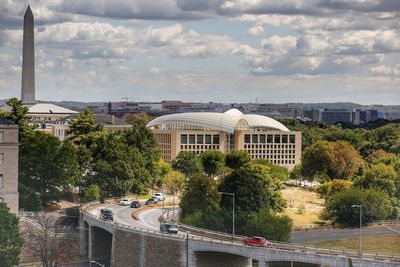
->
[[258, 261, 267, 267]]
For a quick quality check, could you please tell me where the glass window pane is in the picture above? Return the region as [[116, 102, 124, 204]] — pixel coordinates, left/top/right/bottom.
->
[[267, 135, 273, 143], [290, 134, 296, 144], [0, 175, 3, 189], [0, 132, 3, 142], [180, 135, 187, 144], [274, 135, 281, 143], [205, 135, 212, 144], [197, 135, 204, 144], [252, 134, 258, 143], [244, 134, 250, 143], [282, 135, 288, 143], [0, 153, 3, 164], [189, 135, 196, 144], [259, 134, 266, 143], [213, 135, 220, 144]]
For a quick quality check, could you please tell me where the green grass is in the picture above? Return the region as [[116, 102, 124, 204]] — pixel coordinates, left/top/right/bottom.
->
[[284, 210, 323, 228], [306, 235, 400, 256]]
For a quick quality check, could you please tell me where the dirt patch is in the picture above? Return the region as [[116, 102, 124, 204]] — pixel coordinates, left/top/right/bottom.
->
[[282, 186, 324, 211]]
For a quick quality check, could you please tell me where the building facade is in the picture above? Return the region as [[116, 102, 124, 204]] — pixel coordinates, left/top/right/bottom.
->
[[0, 119, 19, 213], [147, 109, 301, 169]]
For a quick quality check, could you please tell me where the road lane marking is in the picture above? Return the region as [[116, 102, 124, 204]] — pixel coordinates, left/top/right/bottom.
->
[[384, 225, 400, 234]]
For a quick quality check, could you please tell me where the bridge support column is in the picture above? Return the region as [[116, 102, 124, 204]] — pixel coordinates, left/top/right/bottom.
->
[[246, 258, 252, 267], [258, 261, 267, 267]]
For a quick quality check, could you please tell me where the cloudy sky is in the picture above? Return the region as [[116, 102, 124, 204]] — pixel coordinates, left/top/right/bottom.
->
[[0, 0, 399, 104]]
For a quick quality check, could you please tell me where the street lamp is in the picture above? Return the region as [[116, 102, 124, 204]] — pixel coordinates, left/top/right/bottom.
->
[[219, 191, 235, 237], [351, 204, 362, 255]]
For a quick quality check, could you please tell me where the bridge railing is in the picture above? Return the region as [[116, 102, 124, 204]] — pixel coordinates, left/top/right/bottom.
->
[[81, 201, 400, 264], [161, 207, 400, 263]]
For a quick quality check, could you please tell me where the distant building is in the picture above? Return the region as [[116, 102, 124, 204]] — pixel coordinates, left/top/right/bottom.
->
[[321, 109, 353, 124], [147, 109, 301, 169], [0, 119, 19, 213]]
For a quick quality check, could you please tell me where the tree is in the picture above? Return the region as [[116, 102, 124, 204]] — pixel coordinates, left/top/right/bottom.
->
[[0, 97, 36, 140], [219, 163, 286, 213], [366, 149, 395, 163], [354, 163, 398, 197], [125, 112, 151, 126], [289, 164, 305, 185], [315, 179, 352, 200], [83, 184, 101, 202], [19, 183, 42, 211], [86, 131, 152, 197], [330, 141, 363, 179], [180, 173, 220, 216], [243, 210, 293, 242], [172, 151, 202, 177], [163, 170, 185, 195], [200, 150, 225, 177], [225, 150, 251, 169], [153, 159, 172, 188], [321, 188, 391, 226], [0, 203, 24, 267], [253, 159, 289, 182], [301, 141, 333, 180], [19, 131, 80, 204], [67, 108, 102, 141]]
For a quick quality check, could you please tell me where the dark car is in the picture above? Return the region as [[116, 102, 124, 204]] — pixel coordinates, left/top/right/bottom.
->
[[130, 200, 141, 208], [100, 208, 114, 221], [160, 223, 178, 234], [145, 197, 158, 205]]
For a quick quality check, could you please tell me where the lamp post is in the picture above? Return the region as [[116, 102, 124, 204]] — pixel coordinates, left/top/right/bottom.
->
[[351, 204, 362, 255], [219, 191, 235, 237]]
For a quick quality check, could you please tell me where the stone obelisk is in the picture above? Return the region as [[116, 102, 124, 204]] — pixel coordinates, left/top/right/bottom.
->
[[21, 5, 35, 103]]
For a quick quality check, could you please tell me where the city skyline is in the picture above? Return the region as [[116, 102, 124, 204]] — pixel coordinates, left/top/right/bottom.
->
[[0, 1, 399, 104]]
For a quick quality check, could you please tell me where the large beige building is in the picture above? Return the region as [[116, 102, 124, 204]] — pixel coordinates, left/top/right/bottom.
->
[[147, 109, 301, 169], [0, 119, 19, 213]]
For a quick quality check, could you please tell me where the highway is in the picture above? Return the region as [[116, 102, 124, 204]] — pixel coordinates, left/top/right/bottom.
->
[[91, 203, 400, 244]]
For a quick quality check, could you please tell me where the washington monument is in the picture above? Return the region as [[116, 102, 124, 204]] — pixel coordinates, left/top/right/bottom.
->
[[21, 5, 35, 103]]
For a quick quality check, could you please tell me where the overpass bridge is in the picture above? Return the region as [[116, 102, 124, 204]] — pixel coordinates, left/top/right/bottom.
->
[[80, 200, 400, 267]]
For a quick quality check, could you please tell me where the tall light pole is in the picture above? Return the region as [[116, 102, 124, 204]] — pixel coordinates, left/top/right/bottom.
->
[[219, 192, 235, 238], [351, 204, 362, 255]]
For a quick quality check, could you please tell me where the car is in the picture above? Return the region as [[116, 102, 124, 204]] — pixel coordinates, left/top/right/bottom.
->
[[145, 197, 158, 205], [119, 198, 132, 206], [243, 236, 272, 247], [152, 192, 166, 201], [130, 200, 141, 208], [160, 223, 178, 234], [100, 208, 113, 221]]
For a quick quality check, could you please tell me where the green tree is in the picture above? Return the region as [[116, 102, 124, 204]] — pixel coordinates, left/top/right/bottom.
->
[[153, 159, 172, 188], [301, 141, 333, 180], [86, 131, 152, 197], [83, 184, 101, 202], [253, 159, 289, 182], [315, 179, 353, 200], [200, 150, 225, 177], [0, 97, 36, 140], [67, 109, 102, 141], [0, 203, 24, 267], [19, 132, 80, 204], [180, 173, 220, 216], [225, 150, 251, 169], [289, 164, 305, 185], [321, 188, 391, 226], [19, 183, 42, 211], [219, 163, 286, 213], [243, 210, 293, 242], [163, 170, 185, 194], [125, 112, 151, 126], [172, 151, 202, 177], [354, 163, 398, 197]]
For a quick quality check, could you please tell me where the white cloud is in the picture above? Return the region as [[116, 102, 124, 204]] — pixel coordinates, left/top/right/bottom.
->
[[246, 26, 264, 36], [369, 65, 393, 75]]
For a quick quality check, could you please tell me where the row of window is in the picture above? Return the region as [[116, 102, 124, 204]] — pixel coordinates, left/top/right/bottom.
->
[[180, 145, 220, 150], [245, 150, 296, 158], [0, 174, 3, 189], [250, 156, 296, 164], [244, 134, 296, 144], [181, 134, 220, 145], [0, 132, 3, 142], [244, 144, 295, 149]]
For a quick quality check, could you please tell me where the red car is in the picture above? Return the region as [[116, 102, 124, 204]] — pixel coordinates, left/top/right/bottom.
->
[[243, 236, 272, 246]]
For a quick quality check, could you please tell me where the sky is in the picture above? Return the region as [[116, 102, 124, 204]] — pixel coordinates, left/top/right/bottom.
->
[[0, 0, 399, 104]]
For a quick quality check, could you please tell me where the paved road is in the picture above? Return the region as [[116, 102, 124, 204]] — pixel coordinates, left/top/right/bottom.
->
[[292, 224, 400, 243]]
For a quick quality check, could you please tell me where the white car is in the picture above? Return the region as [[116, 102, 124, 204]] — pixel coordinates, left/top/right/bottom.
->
[[152, 193, 166, 201], [119, 198, 132, 206]]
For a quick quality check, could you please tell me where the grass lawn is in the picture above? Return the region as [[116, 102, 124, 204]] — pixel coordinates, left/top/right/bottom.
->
[[306, 235, 400, 256], [285, 210, 323, 228]]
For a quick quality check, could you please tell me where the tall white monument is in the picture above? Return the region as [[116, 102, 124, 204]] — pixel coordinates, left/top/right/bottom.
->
[[21, 5, 35, 103]]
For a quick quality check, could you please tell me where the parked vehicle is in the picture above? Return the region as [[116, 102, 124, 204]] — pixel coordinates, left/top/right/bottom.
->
[[130, 200, 141, 208], [119, 198, 132, 206], [160, 223, 178, 234], [145, 197, 158, 205], [152, 192, 166, 201], [100, 208, 114, 221], [243, 236, 272, 247]]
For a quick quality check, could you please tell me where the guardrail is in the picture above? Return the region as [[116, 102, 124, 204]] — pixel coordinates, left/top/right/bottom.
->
[[82, 202, 400, 264]]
